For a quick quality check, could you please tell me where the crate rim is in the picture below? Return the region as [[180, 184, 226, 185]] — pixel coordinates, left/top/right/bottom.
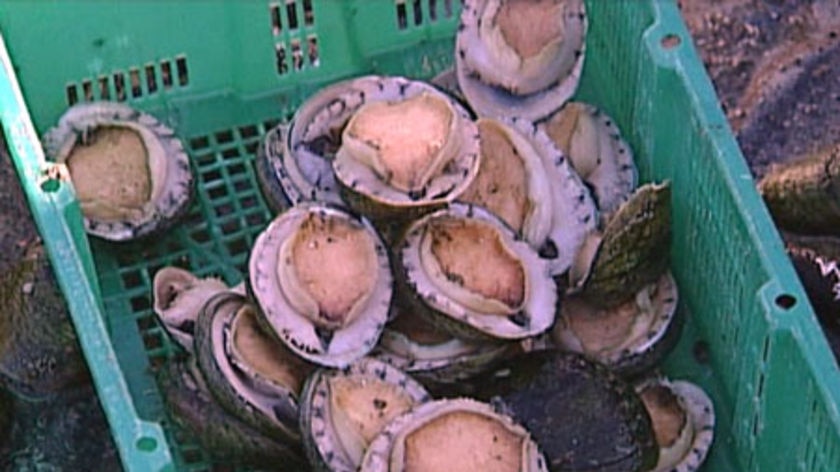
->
[[0, 1, 838, 470]]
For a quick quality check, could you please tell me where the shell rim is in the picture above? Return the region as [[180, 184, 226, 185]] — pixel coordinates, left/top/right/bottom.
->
[[42, 101, 193, 242], [400, 202, 558, 339], [248, 202, 393, 368]]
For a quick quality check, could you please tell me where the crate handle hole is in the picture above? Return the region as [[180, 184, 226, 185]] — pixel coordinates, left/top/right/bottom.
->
[[775, 293, 796, 310], [136, 436, 158, 452], [660, 33, 681, 49]]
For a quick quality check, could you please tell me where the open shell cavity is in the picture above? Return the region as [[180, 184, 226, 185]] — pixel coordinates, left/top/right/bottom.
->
[[635, 377, 715, 472], [281, 77, 399, 206], [330, 76, 480, 219], [399, 203, 557, 341], [194, 290, 310, 442], [152, 266, 228, 353], [457, 116, 597, 275], [248, 203, 393, 367], [553, 271, 680, 375], [360, 397, 548, 472], [373, 307, 520, 385], [43, 101, 192, 241], [455, 0, 587, 121], [300, 357, 431, 472], [539, 102, 638, 217]]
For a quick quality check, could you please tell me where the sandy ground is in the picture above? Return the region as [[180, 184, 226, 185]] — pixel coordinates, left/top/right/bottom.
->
[[681, 0, 840, 177], [1, 1, 839, 470]]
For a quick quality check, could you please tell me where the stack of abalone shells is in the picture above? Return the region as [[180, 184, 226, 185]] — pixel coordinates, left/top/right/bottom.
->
[[147, 1, 716, 471]]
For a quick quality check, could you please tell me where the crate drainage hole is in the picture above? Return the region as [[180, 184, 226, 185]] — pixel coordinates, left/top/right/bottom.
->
[[775, 293, 797, 310], [41, 179, 60, 193], [136, 437, 158, 452], [660, 33, 681, 49]]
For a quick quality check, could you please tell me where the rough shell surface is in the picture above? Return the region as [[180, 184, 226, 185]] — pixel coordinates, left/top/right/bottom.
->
[[570, 181, 672, 308], [474, 350, 659, 472], [758, 143, 840, 236], [157, 356, 306, 467]]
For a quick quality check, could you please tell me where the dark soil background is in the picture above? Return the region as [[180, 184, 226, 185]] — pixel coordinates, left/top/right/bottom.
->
[[1, 1, 838, 470]]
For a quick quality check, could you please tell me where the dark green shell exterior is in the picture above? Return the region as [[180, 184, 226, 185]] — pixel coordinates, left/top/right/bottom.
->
[[298, 369, 338, 472], [193, 291, 302, 444], [578, 182, 672, 308], [759, 145, 840, 236], [157, 357, 306, 468], [254, 125, 293, 215], [612, 301, 685, 380], [299, 358, 431, 472], [337, 178, 446, 238], [786, 243, 840, 358], [782, 231, 840, 261], [473, 350, 659, 472]]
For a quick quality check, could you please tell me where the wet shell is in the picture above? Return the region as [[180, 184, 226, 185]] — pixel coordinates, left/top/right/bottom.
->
[[398, 203, 558, 341], [569, 181, 672, 308], [254, 124, 294, 213], [783, 232, 840, 261], [786, 242, 840, 357], [331, 76, 480, 222], [456, 0, 587, 121], [539, 102, 638, 217], [473, 350, 659, 472], [152, 266, 228, 352], [430, 67, 467, 105], [194, 290, 312, 443], [635, 377, 715, 472], [553, 271, 681, 377], [373, 307, 521, 390], [758, 143, 840, 236], [42, 102, 193, 241], [360, 397, 548, 472], [157, 356, 306, 468], [457, 116, 597, 275], [248, 203, 393, 367], [275, 77, 394, 207], [299, 357, 431, 472]]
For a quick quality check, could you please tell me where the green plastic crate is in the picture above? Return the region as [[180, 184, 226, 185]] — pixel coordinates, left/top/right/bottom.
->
[[1, 1, 839, 470]]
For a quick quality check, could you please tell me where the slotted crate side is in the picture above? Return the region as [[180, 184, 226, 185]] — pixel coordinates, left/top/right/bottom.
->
[[0, 1, 457, 136], [579, 2, 767, 468], [0, 46, 177, 472], [755, 324, 840, 471], [580, 2, 840, 470], [2, 1, 840, 471]]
